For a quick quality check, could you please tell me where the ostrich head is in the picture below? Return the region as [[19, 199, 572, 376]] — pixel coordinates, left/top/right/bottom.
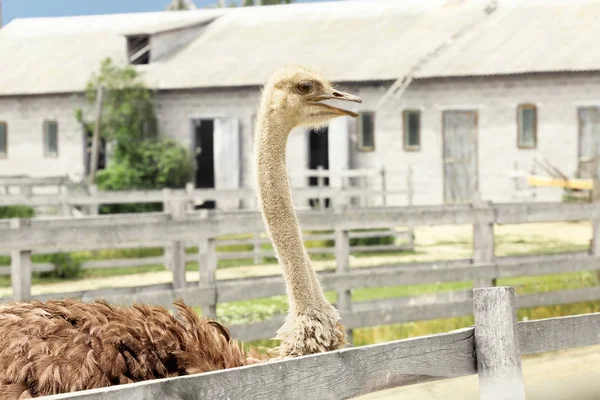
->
[[261, 65, 362, 130]]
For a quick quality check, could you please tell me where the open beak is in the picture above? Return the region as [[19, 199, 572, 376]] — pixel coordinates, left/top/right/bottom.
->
[[307, 89, 363, 118]]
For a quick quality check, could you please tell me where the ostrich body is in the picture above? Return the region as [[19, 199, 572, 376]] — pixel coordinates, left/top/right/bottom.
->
[[0, 66, 362, 398]]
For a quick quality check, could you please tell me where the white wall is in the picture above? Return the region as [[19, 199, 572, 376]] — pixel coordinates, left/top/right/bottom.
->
[[4, 71, 600, 208], [339, 72, 600, 206], [0, 94, 86, 179]]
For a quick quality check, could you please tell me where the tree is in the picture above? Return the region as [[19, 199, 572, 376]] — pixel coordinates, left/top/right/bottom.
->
[[166, 0, 197, 11], [76, 58, 193, 213]]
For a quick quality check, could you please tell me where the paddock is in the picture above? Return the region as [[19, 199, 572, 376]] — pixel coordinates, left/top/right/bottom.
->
[[1, 198, 600, 398]]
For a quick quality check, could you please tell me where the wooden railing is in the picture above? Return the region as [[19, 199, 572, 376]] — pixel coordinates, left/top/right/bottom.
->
[[41, 286, 600, 400], [1, 201, 600, 342], [0, 167, 414, 214]]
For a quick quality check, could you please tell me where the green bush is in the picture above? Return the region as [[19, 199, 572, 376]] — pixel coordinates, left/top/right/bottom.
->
[[96, 137, 193, 214], [38, 253, 83, 279], [350, 229, 396, 247], [303, 228, 396, 249], [0, 205, 35, 219]]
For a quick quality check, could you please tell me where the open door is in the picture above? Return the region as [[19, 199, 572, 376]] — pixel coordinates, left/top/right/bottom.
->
[[214, 117, 241, 209], [328, 117, 350, 206]]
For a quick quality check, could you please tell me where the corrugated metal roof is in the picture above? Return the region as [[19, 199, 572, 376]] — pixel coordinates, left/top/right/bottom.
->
[[142, 0, 490, 90], [0, 10, 224, 96], [415, 0, 600, 78], [0, 0, 490, 95]]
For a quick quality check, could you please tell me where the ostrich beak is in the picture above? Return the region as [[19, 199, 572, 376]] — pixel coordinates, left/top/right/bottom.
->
[[306, 89, 363, 118]]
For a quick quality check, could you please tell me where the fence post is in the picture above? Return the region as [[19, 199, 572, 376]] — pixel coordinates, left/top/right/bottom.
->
[[591, 202, 600, 283], [335, 228, 353, 343], [380, 166, 387, 207], [406, 165, 414, 207], [199, 236, 218, 319], [88, 184, 99, 216], [317, 165, 325, 211], [10, 218, 32, 301], [253, 231, 262, 264], [473, 196, 496, 288], [185, 182, 196, 212], [473, 287, 526, 400], [60, 186, 71, 216], [164, 189, 186, 289]]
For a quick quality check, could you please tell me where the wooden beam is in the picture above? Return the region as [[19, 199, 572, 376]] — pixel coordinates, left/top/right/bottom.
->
[[473, 287, 525, 400], [518, 312, 600, 355], [43, 328, 476, 400]]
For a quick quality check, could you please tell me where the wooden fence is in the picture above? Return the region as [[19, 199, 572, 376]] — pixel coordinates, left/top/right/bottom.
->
[[1, 201, 600, 343], [41, 286, 600, 400], [0, 167, 414, 214], [0, 227, 414, 271]]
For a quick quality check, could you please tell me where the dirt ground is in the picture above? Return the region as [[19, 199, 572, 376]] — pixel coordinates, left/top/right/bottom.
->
[[357, 344, 600, 400]]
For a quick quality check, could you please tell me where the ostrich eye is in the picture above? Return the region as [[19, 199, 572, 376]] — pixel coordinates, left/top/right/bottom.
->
[[296, 81, 314, 94]]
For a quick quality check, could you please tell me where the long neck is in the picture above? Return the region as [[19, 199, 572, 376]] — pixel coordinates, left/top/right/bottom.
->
[[254, 109, 324, 314]]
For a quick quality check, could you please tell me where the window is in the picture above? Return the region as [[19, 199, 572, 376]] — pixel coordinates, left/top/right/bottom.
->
[[357, 112, 375, 151], [0, 122, 6, 157], [403, 110, 421, 151], [43, 120, 58, 157], [517, 104, 537, 148], [127, 35, 150, 65]]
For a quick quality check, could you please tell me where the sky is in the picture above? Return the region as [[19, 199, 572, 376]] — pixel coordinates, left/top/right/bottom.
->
[[1, 0, 339, 26]]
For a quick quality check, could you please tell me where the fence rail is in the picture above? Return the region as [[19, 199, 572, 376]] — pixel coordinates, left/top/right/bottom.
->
[[1, 201, 600, 343], [41, 287, 600, 400], [0, 167, 414, 213]]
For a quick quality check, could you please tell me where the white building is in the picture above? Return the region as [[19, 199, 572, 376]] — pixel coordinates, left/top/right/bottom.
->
[[0, 0, 599, 206]]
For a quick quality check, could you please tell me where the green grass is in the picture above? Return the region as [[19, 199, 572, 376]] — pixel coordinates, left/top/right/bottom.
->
[[208, 268, 600, 350]]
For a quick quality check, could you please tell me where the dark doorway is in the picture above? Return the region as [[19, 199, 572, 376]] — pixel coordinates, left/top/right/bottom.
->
[[193, 119, 216, 209], [308, 128, 330, 209]]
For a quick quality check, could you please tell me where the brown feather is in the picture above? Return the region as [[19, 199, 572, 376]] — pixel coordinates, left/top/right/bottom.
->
[[0, 299, 262, 399]]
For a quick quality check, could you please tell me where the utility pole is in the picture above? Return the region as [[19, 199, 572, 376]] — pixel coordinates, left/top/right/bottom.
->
[[0, 0, 3, 29], [89, 85, 104, 184]]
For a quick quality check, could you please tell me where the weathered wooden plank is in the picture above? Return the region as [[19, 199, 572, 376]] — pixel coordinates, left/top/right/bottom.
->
[[1, 217, 217, 251], [44, 328, 476, 400], [100, 286, 216, 309], [473, 287, 526, 400], [228, 296, 475, 342], [0, 282, 209, 307], [495, 252, 600, 278], [82, 257, 165, 270], [518, 312, 600, 355], [350, 244, 414, 253], [516, 286, 600, 309], [472, 200, 495, 288], [343, 298, 474, 332], [494, 202, 600, 224], [352, 290, 473, 312], [0, 263, 54, 275], [2, 202, 598, 251]]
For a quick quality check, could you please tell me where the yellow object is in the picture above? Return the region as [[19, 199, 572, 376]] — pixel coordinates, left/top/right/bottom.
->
[[527, 175, 593, 190]]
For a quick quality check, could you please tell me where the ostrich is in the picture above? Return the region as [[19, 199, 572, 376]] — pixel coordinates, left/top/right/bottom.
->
[[254, 65, 362, 356], [0, 65, 362, 399]]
